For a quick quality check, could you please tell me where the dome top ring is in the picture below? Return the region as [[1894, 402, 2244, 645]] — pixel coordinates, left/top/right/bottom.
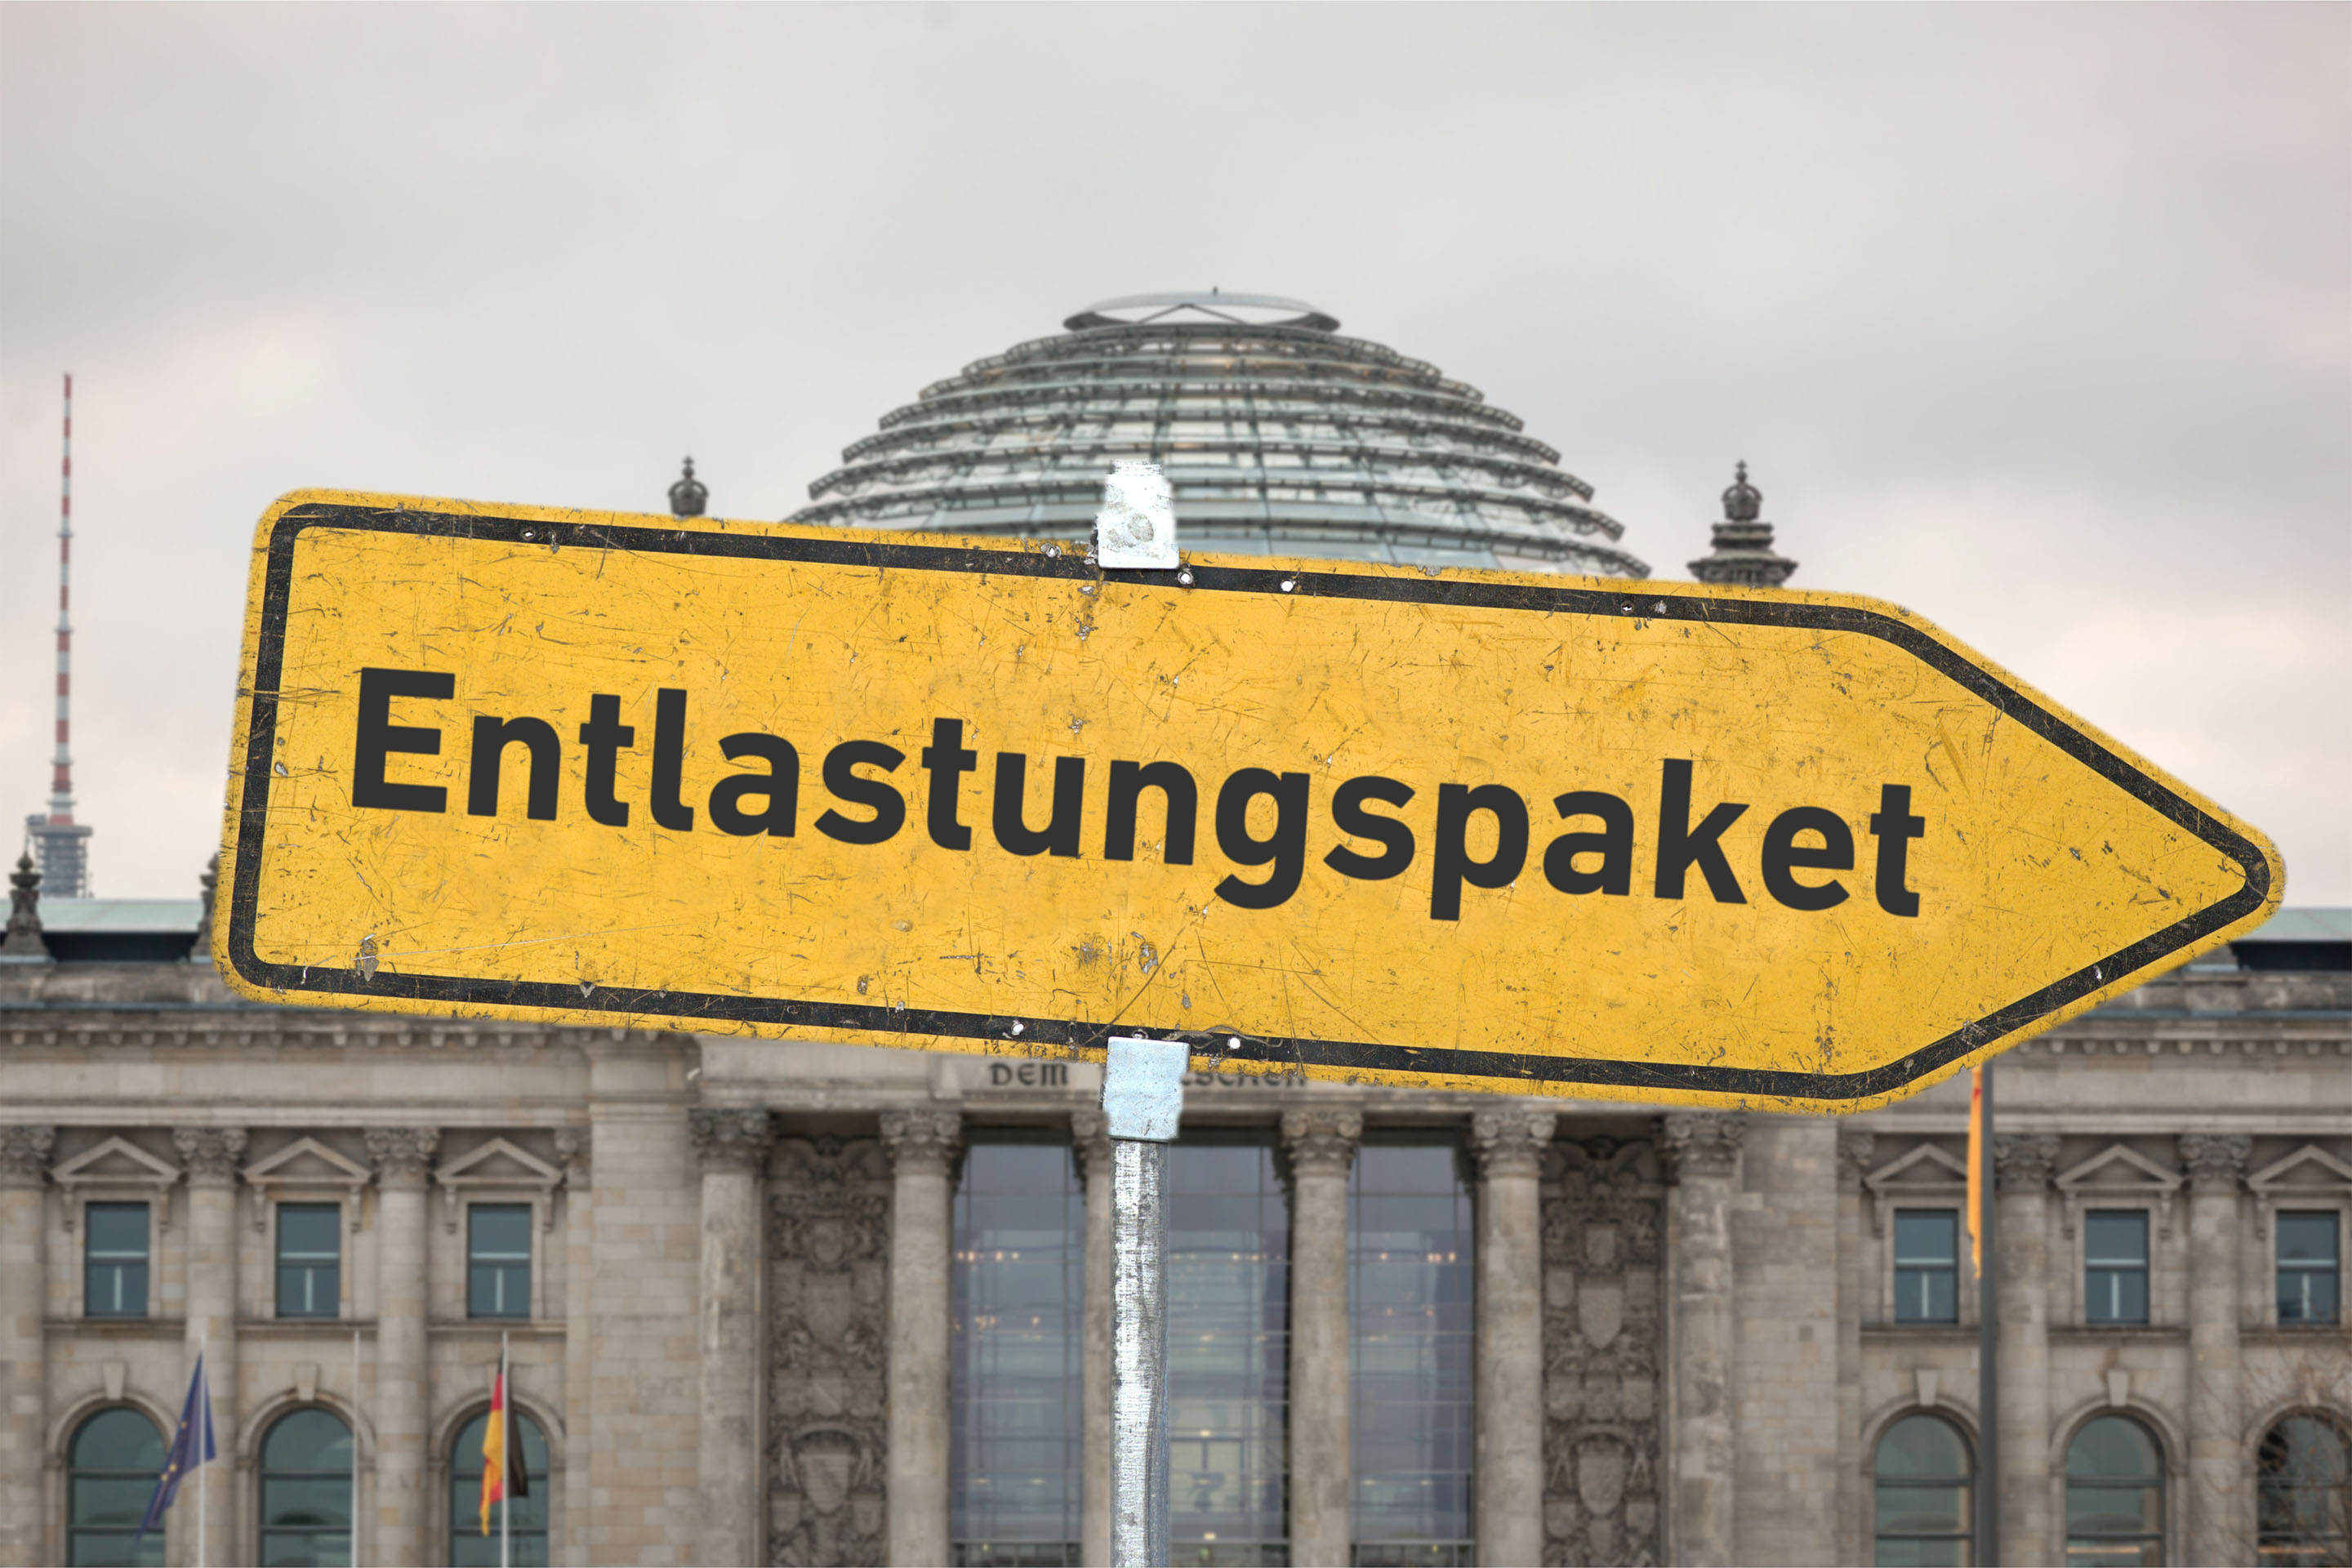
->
[[1063, 290, 1340, 333]]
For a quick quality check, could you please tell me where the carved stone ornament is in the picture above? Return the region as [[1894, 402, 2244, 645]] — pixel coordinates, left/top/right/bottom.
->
[[0, 1125, 56, 1187], [1470, 1106, 1557, 1178], [1659, 1111, 1745, 1182], [2177, 1133, 2251, 1192], [554, 1127, 591, 1180], [1993, 1134, 2061, 1192], [1541, 1136, 1666, 1566], [1837, 1131, 1877, 1192], [1069, 1107, 1111, 1189], [877, 1108, 961, 1177], [767, 1135, 893, 1566], [364, 1127, 440, 1185], [172, 1127, 249, 1185], [1281, 1107, 1364, 1178], [691, 1108, 775, 1171]]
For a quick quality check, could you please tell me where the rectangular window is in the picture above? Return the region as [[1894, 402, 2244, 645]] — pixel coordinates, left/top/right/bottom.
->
[[2085, 1210, 2151, 1325], [84, 1202, 149, 1319], [466, 1205, 532, 1319], [949, 1135, 1083, 1567], [2278, 1212, 2341, 1326], [276, 1203, 341, 1319], [1169, 1133, 1289, 1566], [1351, 1136, 1474, 1568], [1893, 1209, 1960, 1324]]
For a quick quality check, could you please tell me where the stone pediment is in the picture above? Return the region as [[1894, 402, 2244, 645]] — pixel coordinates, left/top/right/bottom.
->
[[2248, 1144, 2352, 1236], [1863, 1143, 1967, 1235], [2055, 1144, 2182, 1238], [52, 1136, 181, 1230], [434, 1137, 564, 1232], [242, 1136, 372, 1232]]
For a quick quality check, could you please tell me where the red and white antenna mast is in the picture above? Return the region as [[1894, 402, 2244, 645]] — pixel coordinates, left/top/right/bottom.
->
[[26, 372, 93, 896], [54, 372, 75, 825]]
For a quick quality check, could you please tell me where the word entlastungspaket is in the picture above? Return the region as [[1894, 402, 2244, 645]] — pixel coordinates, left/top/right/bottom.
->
[[349, 668, 1928, 922]]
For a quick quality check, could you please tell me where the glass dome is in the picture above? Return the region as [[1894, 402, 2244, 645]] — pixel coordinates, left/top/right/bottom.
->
[[790, 292, 1650, 577]]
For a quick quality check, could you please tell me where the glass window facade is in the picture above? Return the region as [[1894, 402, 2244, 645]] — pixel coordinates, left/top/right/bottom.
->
[[84, 1203, 149, 1319], [259, 1407, 352, 1566], [451, 1409, 551, 1566], [1893, 1211, 1961, 1324], [1349, 1137, 1473, 1568], [467, 1205, 532, 1319], [2084, 1212, 2150, 1326], [2065, 1416, 2164, 1566], [2278, 1213, 2342, 1327], [277, 1204, 341, 1319], [1169, 1134, 1290, 1566], [2258, 1416, 2352, 1566], [69, 1407, 165, 1567], [951, 1135, 1084, 1567], [1873, 1413, 1973, 1566]]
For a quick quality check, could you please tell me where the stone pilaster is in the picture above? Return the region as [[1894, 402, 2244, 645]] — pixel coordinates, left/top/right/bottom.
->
[[692, 1109, 773, 1566], [1071, 1107, 1114, 1568], [0, 1126, 54, 1568], [366, 1126, 437, 1566], [2181, 1133, 2251, 1566], [1282, 1107, 1362, 1568], [174, 1126, 245, 1568], [1662, 1111, 1743, 1568], [1470, 1106, 1553, 1567], [880, 1107, 961, 1567], [1994, 1133, 2060, 1568], [555, 1127, 592, 1565], [1835, 1130, 1873, 1568]]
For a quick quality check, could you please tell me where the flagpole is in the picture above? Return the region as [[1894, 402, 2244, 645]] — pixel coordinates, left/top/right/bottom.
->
[[1976, 1062, 1999, 1568], [197, 1328, 209, 1568], [351, 1325, 363, 1568], [501, 1334, 511, 1568]]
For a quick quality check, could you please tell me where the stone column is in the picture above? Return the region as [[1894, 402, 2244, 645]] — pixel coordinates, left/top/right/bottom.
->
[[0, 1126, 55, 1568], [555, 1127, 593, 1564], [692, 1108, 773, 1566], [2181, 1134, 2251, 1567], [1283, 1108, 1363, 1568], [880, 1108, 961, 1568], [1835, 1130, 1874, 1568], [174, 1127, 245, 1568], [1071, 1108, 1114, 1568], [1994, 1134, 2060, 1568], [1663, 1111, 1743, 1568], [1469, 1106, 1553, 1568], [365, 1127, 436, 1566]]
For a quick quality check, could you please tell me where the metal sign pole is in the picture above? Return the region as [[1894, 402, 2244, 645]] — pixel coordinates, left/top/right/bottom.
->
[[1102, 1036, 1186, 1568]]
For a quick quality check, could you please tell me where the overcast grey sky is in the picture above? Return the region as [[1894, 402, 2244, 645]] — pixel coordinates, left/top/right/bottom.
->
[[2, 2, 2346, 902]]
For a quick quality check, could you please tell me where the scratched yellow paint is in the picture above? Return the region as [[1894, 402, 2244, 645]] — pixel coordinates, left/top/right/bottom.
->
[[216, 490, 2283, 1111]]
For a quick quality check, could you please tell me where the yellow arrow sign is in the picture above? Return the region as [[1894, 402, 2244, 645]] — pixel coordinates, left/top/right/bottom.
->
[[216, 490, 2282, 1111]]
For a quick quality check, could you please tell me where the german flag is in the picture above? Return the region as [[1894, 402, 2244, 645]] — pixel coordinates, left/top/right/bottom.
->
[[479, 1348, 530, 1535]]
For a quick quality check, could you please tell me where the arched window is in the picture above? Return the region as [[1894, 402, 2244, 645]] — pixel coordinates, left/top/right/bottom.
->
[[68, 1406, 166, 1567], [449, 1408, 550, 1566], [1873, 1413, 1973, 1566], [2258, 1415, 2352, 1566], [260, 1407, 352, 1566], [2065, 1415, 2164, 1566]]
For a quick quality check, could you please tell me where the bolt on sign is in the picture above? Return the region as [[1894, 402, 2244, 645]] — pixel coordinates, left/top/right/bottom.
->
[[216, 490, 2283, 1112]]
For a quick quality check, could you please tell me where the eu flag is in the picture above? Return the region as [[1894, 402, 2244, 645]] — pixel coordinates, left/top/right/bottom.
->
[[136, 1352, 216, 1542]]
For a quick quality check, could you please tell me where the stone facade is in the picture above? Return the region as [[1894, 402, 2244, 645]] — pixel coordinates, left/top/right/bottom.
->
[[2, 952, 2348, 1566]]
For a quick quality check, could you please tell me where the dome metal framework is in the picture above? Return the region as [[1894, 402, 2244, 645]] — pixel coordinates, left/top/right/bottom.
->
[[790, 292, 1650, 577]]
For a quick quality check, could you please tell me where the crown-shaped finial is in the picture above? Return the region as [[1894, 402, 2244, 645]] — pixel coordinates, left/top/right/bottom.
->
[[669, 457, 708, 519], [1722, 460, 1762, 523]]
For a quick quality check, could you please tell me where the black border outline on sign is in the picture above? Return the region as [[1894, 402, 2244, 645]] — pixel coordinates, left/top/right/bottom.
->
[[226, 502, 2271, 1105]]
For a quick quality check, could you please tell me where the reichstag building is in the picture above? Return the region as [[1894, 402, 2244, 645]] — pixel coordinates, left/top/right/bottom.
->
[[3, 293, 2348, 1568]]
